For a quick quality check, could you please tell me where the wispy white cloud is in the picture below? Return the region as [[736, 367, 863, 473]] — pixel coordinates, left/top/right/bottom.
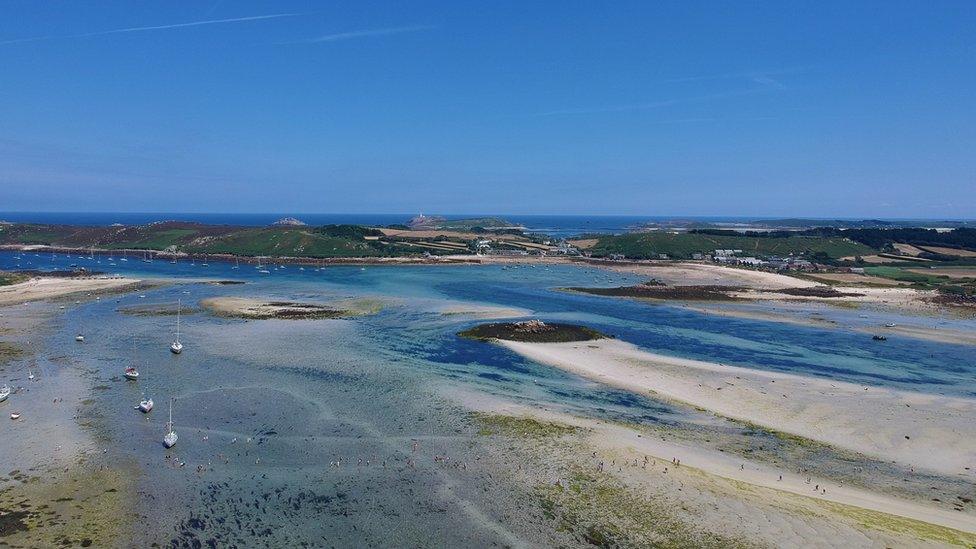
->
[[0, 13, 299, 46], [293, 25, 435, 44], [666, 67, 808, 91]]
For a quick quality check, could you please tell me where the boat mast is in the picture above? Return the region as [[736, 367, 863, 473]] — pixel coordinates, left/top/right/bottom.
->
[[176, 299, 181, 342]]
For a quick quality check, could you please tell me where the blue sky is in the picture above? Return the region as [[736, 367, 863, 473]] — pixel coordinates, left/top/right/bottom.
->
[[1, 1, 974, 217]]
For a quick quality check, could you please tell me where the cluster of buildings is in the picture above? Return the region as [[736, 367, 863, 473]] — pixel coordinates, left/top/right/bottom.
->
[[471, 238, 579, 256], [704, 249, 816, 271]]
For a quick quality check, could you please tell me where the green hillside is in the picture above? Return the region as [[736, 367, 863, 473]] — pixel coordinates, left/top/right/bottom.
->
[[587, 232, 875, 260], [0, 222, 440, 258], [185, 227, 391, 258]]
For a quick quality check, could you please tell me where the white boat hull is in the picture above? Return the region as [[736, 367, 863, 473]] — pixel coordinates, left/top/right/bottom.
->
[[163, 432, 178, 448], [139, 400, 154, 413], [170, 342, 183, 354]]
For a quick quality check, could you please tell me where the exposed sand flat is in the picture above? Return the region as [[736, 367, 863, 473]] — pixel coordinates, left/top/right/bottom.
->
[[497, 338, 976, 477], [685, 304, 840, 328], [0, 302, 96, 483], [0, 276, 142, 306], [876, 324, 976, 346], [582, 261, 820, 290], [436, 303, 532, 319], [738, 285, 932, 309], [450, 388, 976, 541], [687, 304, 976, 346], [200, 296, 374, 319]]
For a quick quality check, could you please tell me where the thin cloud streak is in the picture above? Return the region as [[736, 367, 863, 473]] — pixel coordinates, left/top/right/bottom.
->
[[0, 13, 299, 46], [665, 67, 808, 91], [300, 25, 435, 43]]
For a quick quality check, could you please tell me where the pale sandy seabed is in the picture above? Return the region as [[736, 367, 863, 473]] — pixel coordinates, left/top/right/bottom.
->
[[1, 266, 975, 547]]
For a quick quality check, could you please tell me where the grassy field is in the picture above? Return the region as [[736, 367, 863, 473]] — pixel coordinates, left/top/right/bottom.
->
[[586, 232, 876, 260], [862, 266, 948, 284]]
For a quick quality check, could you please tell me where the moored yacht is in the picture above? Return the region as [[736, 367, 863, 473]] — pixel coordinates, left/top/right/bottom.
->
[[170, 300, 184, 354], [0, 384, 10, 402], [163, 399, 178, 448], [124, 366, 139, 380]]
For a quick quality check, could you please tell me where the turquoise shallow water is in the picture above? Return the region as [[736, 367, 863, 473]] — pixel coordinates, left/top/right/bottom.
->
[[3, 250, 976, 544]]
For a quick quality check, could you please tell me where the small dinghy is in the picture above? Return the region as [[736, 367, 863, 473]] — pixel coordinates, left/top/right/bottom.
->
[[138, 397, 154, 413], [124, 366, 139, 380], [10, 412, 21, 420], [75, 334, 85, 342]]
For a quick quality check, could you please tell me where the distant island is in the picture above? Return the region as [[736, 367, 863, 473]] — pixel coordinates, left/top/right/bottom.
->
[[408, 214, 521, 232]]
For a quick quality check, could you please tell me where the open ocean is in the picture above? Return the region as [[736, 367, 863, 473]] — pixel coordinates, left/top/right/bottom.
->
[[0, 212, 789, 238]]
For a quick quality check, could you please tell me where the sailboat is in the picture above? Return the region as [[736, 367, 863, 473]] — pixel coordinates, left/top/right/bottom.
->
[[0, 384, 10, 403], [170, 300, 184, 354], [163, 399, 178, 448]]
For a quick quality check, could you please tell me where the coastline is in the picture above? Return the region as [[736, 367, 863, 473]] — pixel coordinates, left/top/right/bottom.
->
[[0, 275, 146, 306], [446, 386, 976, 542], [494, 338, 976, 477]]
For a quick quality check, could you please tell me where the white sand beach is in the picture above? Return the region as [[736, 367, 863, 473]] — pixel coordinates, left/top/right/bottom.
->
[[497, 338, 976, 477], [0, 276, 143, 306], [450, 387, 976, 542]]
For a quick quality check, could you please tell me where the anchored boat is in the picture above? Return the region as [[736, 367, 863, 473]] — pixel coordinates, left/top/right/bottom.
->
[[170, 299, 184, 354], [163, 399, 178, 448]]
